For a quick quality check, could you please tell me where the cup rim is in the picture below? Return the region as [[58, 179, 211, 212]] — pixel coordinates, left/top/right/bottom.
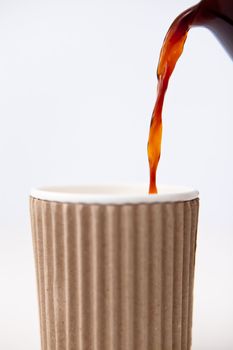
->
[[30, 184, 199, 204]]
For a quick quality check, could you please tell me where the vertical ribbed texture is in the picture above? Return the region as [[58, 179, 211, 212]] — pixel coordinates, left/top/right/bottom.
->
[[30, 198, 199, 350]]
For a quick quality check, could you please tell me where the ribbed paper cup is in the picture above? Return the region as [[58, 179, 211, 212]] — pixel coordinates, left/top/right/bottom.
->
[[30, 185, 199, 350]]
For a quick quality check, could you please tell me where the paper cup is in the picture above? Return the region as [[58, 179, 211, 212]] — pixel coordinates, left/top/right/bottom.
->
[[30, 185, 199, 350]]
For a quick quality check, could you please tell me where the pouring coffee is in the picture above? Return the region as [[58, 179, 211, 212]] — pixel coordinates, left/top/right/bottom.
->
[[148, 0, 233, 194]]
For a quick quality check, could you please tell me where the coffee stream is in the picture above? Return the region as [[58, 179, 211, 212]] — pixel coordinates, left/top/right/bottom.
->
[[147, 5, 198, 194], [147, 0, 233, 194]]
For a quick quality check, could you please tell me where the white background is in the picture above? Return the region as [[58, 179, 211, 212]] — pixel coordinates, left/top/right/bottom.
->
[[0, 0, 233, 349]]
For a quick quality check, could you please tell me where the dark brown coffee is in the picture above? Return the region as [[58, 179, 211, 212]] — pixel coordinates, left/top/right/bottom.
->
[[148, 0, 233, 194]]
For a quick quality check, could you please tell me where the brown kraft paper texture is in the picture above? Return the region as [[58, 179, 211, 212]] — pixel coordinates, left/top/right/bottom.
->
[[30, 197, 199, 350]]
